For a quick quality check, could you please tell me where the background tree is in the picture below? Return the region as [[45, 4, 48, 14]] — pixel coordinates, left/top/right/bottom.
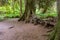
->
[[20, 0, 22, 17], [0, 0, 8, 6]]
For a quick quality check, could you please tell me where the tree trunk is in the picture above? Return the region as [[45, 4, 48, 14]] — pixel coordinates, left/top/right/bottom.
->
[[18, 0, 35, 23], [20, 0, 22, 17], [48, 0, 60, 40]]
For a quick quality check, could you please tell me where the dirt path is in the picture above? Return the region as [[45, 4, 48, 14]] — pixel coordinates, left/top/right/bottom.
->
[[0, 18, 49, 40]]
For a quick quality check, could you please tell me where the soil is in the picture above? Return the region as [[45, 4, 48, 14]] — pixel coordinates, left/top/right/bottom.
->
[[0, 18, 50, 40]]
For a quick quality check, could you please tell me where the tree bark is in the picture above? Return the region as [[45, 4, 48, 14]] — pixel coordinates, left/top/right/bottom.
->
[[18, 0, 35, 23], [20, 0, 22, 17], [48, 0, 60, 40]]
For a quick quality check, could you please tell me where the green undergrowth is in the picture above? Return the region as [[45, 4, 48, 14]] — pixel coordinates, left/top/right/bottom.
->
[[0, 3, 57, 21]]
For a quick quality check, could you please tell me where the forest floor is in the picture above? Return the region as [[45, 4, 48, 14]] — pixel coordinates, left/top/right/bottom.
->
[[0, 18, 50, 40]]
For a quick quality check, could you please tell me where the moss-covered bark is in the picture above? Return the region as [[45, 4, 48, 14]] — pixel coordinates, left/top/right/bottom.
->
[[48, 0, 60, 40], [18, 0, 35, 23]]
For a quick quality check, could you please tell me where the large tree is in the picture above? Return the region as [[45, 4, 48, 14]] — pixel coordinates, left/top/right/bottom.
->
[[18, 0, 55, 23], [18, 0, 36, 23], [48, 0, 60, 40]]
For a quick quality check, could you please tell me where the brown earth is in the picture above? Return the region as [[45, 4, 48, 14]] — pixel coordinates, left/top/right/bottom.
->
[[0, 18, 50, 40]]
